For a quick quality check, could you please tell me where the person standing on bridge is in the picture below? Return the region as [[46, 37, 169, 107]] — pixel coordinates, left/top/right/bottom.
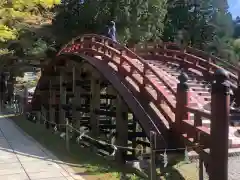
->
[[106, 21, 117, 42]]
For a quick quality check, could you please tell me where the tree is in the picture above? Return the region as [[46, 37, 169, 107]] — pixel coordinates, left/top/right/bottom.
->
[[233, 16, 240, 38], [0, 0, 60, 58], [163, 0, 238, 63], [52, 0, 168, 45]]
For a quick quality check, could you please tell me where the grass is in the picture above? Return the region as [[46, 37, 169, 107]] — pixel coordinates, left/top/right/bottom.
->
[[9, 114, 144, 180], [7, 113, 202, 180]]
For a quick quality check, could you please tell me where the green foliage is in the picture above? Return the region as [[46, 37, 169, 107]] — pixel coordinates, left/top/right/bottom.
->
[[163, 0, 240, 63], [0, 25, 18, 41], [0, 48, 14, 55], [52, 0, 167, 44], [0, 0, 60, 61], [0, 0, 240, 67], [26, 80, 38, 88], [27, 38, 48, 56]]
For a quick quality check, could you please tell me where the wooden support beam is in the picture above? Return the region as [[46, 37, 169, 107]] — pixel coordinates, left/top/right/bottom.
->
[[90, 77, 100, 137], [72, 67, 78, 135], [72, 66, 76, 93], [106, 85, 117, 145], [132, 115, 137, 157], [59, 71, 66, 130], [115, 95, 128, 164], [41, 105, 47, 125], [49, 79, 56, 128], [72, 76, 83, 134]]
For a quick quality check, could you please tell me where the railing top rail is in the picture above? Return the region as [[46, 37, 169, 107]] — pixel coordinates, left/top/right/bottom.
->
[[58, 34, 144, 61], [163, 49, 238, 81], [186, 106, 211, 119], [140, 41, 239, 74]]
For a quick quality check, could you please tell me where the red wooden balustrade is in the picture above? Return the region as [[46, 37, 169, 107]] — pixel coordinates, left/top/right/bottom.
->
[[133, 42, 240, 107], [61, 35, 178, 127], [175, 68, 230, 180]]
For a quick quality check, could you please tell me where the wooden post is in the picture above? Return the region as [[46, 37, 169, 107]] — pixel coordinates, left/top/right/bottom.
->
[[150, 131, 157, 180], [42, 106, 47, 124], [59, 71, 66, 131], [199, 154, 204, 180], [115, 95, 128, 164], [132, 116, 137, 157], [65, 118, 70, 152], [72, 71, 82, 137], [235, 65, 240, 106], [209, 69, 230, 180], [23, 86, 28, 113], [40, 105, 44, 124], [175, 72, 190, 128], [49, 79, 55, 128], [40, 59, 45, 73], [172, 72, 190, 147], [90, 77, 100, 137], [106, 85, 116, 143], [72, 66, 76, 93], [71, 66, 76, 134], [74, 86, 82, 128], [36, 111, 41, 124]]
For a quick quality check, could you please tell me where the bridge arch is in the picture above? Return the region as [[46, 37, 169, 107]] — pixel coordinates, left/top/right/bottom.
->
[[29, 34, 234, 179]]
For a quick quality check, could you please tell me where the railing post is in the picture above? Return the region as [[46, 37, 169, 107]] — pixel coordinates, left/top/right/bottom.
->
[[236, 65, 240, 106], [150, 131, 157, 180], [175, 72, 190, 129], [170, 72, 190, 147], [23, 86, 28, 113], [209, 69, 230, 180]]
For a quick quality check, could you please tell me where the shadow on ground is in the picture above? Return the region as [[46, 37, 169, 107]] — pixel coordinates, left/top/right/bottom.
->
[[0, 112, 199, 180]]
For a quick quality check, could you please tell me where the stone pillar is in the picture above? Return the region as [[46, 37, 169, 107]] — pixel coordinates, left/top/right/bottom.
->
[[209, 69, 230, 180]]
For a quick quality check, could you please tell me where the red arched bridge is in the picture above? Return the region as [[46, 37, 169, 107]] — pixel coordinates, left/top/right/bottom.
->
[[28, 34, 240, 180]]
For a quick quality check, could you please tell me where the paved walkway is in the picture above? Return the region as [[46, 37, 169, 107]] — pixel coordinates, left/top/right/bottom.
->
[[0, 114, 84, 180]]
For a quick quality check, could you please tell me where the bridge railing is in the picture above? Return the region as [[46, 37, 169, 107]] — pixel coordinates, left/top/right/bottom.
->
[[59, 34, 142, 60], [59, 34, 179, 140], [61, 34, 229, 145], [186, 46, 239, 74], [135, 42, 239, 74], [32, 34, 230, 179], [174, 68, 230, 180], [134, 42, 239, 89], [60, 34, 180, 127]]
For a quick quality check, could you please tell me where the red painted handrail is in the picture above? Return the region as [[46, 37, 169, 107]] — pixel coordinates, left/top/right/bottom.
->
[[134, 42, 238, 88]]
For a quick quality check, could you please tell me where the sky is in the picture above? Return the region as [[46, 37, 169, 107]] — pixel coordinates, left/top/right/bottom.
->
[[228, 0, 240, 18]]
